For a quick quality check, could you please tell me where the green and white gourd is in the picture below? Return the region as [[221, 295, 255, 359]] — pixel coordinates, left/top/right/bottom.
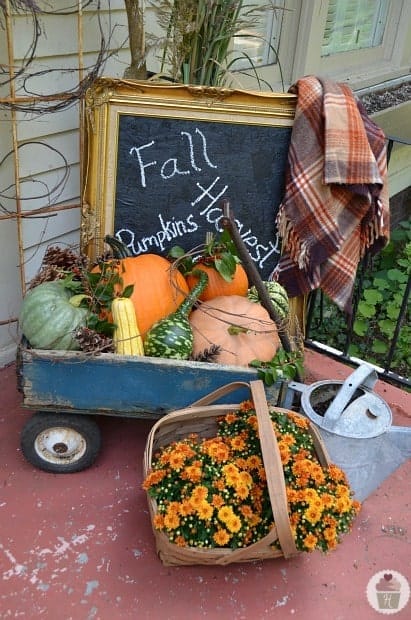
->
[[247, 281, 289, 319], [144, 270, 208, 360], [19, 281, 89, 350]]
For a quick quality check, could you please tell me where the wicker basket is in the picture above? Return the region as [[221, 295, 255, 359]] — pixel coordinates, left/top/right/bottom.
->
[[143, 380, 330, 566]]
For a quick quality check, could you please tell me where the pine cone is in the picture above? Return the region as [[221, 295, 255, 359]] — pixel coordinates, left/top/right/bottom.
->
[[28, 246, 90, 289], [74, 327, 114, 354], [28, 265, 67, 289], [42, 246, 80, 270]]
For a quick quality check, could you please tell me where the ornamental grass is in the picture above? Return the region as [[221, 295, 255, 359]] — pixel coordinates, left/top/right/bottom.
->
[[143, 400, 361, 553]]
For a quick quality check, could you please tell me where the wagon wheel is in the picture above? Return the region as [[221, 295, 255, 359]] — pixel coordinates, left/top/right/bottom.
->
[[20, 412, 101, 473]]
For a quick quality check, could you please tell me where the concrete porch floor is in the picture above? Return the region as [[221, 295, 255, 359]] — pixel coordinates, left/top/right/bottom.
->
[[0, 350, 410, 619]]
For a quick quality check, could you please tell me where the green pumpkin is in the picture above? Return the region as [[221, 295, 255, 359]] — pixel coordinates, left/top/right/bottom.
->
[[247, 281, 289, 319], [19, 281, 89, 350]]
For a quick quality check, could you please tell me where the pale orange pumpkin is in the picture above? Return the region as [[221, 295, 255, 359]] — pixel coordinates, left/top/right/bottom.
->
[[189, 295, 280, 366], [94, 254, 189, 337], [186, 263, 248, 301]]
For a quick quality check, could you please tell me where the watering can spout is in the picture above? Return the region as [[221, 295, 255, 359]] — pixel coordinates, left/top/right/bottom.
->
[[322, 363, 379, 431]]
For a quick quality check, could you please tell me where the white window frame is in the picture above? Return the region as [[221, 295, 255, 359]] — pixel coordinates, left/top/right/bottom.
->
[[291, 0, 411, 90], [236, 0, 410, 93]]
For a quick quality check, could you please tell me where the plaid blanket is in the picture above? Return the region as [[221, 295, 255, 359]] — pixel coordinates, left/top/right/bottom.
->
[[272, 76, 389, 314]]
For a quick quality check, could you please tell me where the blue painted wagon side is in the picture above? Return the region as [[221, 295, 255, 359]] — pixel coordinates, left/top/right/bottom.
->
[[18, 347, 284, 419]]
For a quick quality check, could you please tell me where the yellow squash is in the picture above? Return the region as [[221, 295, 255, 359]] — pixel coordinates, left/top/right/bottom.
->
[[111, 297, 144, 356]]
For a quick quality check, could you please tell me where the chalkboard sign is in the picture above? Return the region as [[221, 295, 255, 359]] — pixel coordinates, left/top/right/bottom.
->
[[82, 78, 296, 279]]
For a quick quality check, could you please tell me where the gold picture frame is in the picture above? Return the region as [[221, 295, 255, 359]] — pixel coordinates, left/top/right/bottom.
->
[[82, 77, 296, 277]]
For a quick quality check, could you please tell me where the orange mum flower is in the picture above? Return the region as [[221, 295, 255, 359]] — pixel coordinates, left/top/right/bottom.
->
[[181, 464, 202, 483], [142, 469, 167, 490], [224, 412, 239, 423], [202, 438, 230, 462], [213, 528, 231, 546], [191, 485, 208, 500], [153, 513, 165, 530], [328, 464, 348, 483], [239, 470, 253, 485], [249, 513, 262, 527], [239, 400, 254, 412], [246, 414, 258, 431], [278, 442, 292, 465], [197, 500, 214, 520], [164, 512, 180, 530], [239, 505, 254, 519], [281, 433, 296, 446], [303, 533, 318, 551], [211, 494, 225, 508], [301, 488, 319, 503], [287, 412, 310, 429], [247, 454, 262, 469], [179, 499, 195, 516], [174, 535, 187, 547], [286, 488, 300, 504], [168, 452, 186, 471], [310, 465, 326, 485], [321, 493, 335, 509]]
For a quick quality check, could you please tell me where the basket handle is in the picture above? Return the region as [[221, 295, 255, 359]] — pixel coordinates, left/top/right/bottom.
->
[[188, 381, 251, 407], [250, 380, 298, 558]]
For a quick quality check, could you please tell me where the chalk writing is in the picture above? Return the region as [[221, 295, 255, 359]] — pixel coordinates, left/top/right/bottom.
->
[[114, 113, 291, 278]]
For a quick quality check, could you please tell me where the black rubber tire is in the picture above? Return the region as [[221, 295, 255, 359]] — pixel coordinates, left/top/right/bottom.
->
[[20, 412, 101, 473]]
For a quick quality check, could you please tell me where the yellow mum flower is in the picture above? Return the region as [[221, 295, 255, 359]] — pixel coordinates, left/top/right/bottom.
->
[[197, 500, 214, 520], [302, 488, 319, 503], [226, 513, 242, 533], [323, 526, 337, 542], [239, 471, 253, 487], [218, 505, 235, 524], [230, 435, 246, 451], [304, 505, 323, 525]]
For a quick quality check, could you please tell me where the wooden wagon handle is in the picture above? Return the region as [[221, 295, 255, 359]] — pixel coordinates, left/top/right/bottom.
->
[[220, 199, 295, 356]]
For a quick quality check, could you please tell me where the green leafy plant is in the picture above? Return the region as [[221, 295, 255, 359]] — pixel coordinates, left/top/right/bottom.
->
[[308, 221, 411, 378], [249, 348, 304, 386], [169, 229, 242, 281], [62, 260, 134, 337]]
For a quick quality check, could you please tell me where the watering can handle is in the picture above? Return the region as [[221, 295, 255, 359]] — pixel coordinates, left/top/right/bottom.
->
[[322, 363, 379, 430]]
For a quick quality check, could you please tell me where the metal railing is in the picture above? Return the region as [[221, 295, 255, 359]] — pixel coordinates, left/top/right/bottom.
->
[[304, 135, 411, 389]]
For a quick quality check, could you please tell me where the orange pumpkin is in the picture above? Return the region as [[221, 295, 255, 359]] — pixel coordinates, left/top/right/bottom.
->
[[186, 263, 248, 301], [94, 254, 189, 337], [189, 295, 280, 367]]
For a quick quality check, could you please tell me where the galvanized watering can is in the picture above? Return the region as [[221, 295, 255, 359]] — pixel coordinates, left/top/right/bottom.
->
[[286, 364, 411, 501]]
